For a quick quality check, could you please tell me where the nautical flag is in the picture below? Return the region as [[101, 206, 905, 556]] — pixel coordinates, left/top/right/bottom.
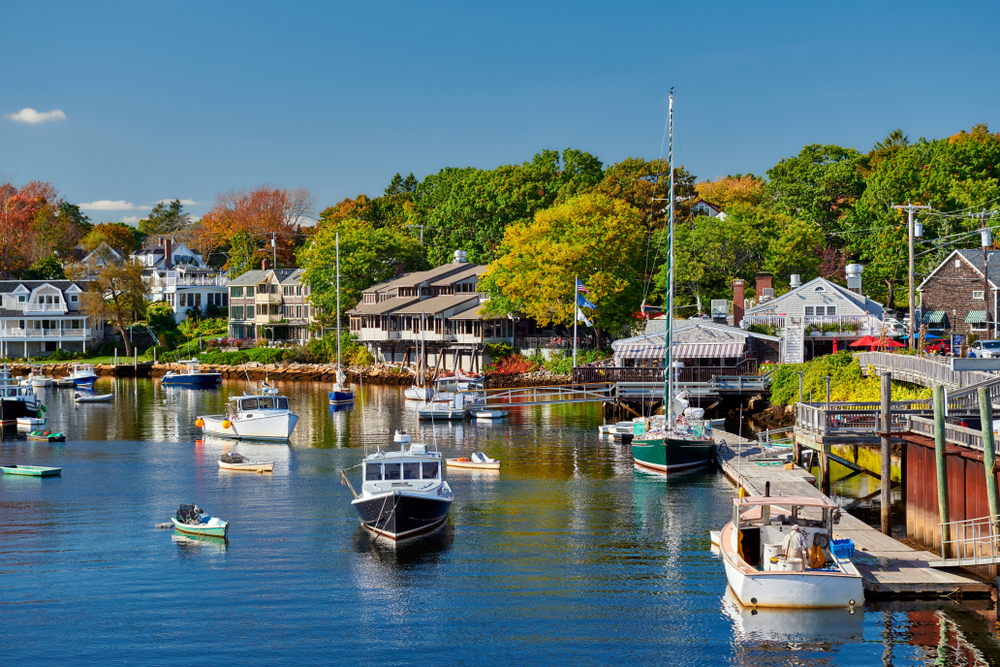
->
[[576, 307, 593, 327], [577, 293, 596, 309], [576, 279, 590, 294]]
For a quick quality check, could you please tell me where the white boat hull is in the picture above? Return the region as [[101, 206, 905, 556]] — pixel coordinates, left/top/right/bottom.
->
[[31, 377, 52, 387], [219, 460, 274, 472], [404, 386, 433, 401], [201, 413, 299, 441], [720, 522, 862, 608], [16, 416, 45, 427], [473, 410, 508, 419]]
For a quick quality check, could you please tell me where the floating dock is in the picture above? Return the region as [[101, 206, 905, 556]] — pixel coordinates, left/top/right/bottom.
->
[[713, 429, 992, 600]]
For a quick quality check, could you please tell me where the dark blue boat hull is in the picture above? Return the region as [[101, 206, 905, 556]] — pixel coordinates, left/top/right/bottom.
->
[[162, 374, 221, 386]]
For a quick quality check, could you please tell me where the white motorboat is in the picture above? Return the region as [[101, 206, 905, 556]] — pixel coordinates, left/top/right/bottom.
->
[[346, 430, 452, 541], [404, 386, 433, 401], [719, 494, 863, 608], [16, 416, 46, 428], [196, 386, 299, 441], [68, 364, 98, 386], [29, 367, 53, 387], [446, 452, 500, 470], [75, 392, 114, 403], [429, 371, 485, 405], [218, 450, 274, 472]]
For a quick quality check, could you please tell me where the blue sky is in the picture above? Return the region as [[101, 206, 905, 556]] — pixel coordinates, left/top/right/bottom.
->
[[3, 1, 998, 225]]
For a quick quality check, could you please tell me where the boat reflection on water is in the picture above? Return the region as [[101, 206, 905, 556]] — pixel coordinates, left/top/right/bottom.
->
[[723, 587, 863, 661], [352, 520, 454, 568], [171, 531, 228, 555], [328, 403, 353, 414]]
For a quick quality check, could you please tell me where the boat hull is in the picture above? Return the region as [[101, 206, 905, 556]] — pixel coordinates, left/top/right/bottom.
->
[[328, 390, 355, 405], [171, 517, 229, 537], [352, 491, 452, 541], [162, 373, 222, 386], [75, 394, 113, 403], [720, 522, 863, 608], [71, 376, 97, 386], [27, 433, 65, 442], [631, 436, 716, 473], [0, 465, 61, 476], [218, 460, 274, 472], [0, 399, 35, 424], [418, 408, 466, 421], [404, 387, 433, 401], [201, 413, 298, 441], [446, 458, 500, 470]]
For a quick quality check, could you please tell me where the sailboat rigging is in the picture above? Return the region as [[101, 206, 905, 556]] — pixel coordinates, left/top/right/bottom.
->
[[329, 231, 356, 406]]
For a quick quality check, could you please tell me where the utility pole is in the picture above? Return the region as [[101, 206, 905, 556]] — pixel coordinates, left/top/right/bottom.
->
[[976, 210, 992, 338], [271, 232, 277, 268], [406, 224, 424, 245], [892, 202, 931, 349]]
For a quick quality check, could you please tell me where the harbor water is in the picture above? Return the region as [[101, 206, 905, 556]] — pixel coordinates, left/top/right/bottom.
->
[[2, 379, 998, 666]]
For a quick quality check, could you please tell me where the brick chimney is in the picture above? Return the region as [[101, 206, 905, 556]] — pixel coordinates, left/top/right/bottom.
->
[[733, 279, 745, 327], [756, 273, 772, 303], [262, 259, 270, 271], [395, 262, 405, 276], [162, 237, 172, 269]]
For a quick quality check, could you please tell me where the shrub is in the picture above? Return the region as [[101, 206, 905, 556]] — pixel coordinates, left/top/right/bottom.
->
[[255, 337, 270, 348], [487, 354, 538, 375]]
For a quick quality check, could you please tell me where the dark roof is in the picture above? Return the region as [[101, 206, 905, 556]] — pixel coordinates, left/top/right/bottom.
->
[[392, 294, 480, 315], [430, 265, 487, 287], [365, 262, 478, 294], [228, 269, 299, 286], [0, 280, 90, 294], [348, 296, 419, 315], [957, 248, 1000, 274]]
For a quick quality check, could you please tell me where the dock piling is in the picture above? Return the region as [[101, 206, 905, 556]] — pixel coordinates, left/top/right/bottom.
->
[[978, 387, 1000, 520], [933, 384, 950, 553], [880, 372, 892, 535]]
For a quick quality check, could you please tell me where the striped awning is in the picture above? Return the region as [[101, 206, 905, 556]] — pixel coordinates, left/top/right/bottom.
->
[[613, 344, 665, 360], [921, 310, 946, 324], [965, 310, 986, 324], [674, 342, 745, 358]]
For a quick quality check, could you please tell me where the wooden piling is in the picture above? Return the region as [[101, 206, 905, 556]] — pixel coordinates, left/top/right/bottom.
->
[[978, 387, 1000, 520], [880, 372, 892, 535], [933, 385, 950, 552]]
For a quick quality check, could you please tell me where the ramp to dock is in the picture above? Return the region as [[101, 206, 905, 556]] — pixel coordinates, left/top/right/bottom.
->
[[713, 430, 991, 600]]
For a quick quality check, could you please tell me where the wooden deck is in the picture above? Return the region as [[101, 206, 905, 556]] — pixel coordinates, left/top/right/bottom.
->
[[713, 429, 992, 599]]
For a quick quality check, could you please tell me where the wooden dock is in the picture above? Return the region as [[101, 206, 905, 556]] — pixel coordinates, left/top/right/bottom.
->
[[712, 429, 992, 599]]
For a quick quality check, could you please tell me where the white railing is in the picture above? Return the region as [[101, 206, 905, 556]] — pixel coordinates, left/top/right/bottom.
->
[[160, 275, 229, 287], [24, 303, 67, 313], [802, 315, 883, 336], [1, 328, 91, 339], [742, 315, 787, 330], [939, 515, 1000, 566]]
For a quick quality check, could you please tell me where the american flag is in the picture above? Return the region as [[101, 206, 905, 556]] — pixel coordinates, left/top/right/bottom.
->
[[576, 279, 590, 294]]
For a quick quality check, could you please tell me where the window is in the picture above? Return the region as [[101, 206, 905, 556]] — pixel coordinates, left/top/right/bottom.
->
[[283, 286, 292, 296], [383, 463, 401, 481], [258, 397, 274, 409], [231, 306, 244, 320], [296, 306, 302, 319], [70, 295, 78, 303], [296, 286, 302, 296], [222, 294, 228, 306], [276, 397, 288, 410], [271, 283, 278, 294], [422, 462, 439, 479], [17, 295, 26, 303], [403, 463, 420, 480], [974, 291, 985, 300], [247, 286, 254, 297], [240, 398, 258, 410], [195, 293, 201, 307], [804, 306, 815, 316], [825, 306, 837, 316], [365, 463, 383, 481]]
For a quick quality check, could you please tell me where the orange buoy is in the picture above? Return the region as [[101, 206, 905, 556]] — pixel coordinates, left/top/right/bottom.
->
[[222, 420, 232, 429], [195, 418, 205, 428]]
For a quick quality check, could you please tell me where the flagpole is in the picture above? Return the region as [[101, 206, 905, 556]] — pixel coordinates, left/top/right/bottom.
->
[[573, 274, 578, 369]]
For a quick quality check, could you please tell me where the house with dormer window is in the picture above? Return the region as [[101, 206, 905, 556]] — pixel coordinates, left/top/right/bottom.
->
[[0, 281, 104, 358]]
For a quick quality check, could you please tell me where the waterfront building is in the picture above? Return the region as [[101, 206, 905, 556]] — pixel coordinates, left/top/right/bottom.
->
[[917, 248, 998, 339], [227, 263, 315, 343], [139, 237, 229, 324], [0, 280, 104, 358]]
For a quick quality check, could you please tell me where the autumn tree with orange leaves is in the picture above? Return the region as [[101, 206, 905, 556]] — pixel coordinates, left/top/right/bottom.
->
[[0, 180, 90, 278], [198, 185, 315, 271]]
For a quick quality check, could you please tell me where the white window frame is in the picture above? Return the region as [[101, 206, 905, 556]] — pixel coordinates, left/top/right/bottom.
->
[[974, 290, 985, 300], [804, 306, 815, 316]]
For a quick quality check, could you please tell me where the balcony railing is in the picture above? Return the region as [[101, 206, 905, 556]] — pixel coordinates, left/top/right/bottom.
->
[[254, 314, 284, 324], [24, 303, 68, 313], [255, 293, 282, 305], [1, 328, 91, 339], [160, 275, 229, 287]]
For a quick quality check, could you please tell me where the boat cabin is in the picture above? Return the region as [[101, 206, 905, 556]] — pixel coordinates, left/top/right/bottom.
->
[[733, 496, 840, 571], [232, 395, 290, 412], [362, 442, 445, 494]]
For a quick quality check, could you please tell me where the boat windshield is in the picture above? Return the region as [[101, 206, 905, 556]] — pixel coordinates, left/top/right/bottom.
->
[[422, 462, 439, 479], [240, 398, 258, 410], [384, 463, 401, 480], [258, 397, 274, 409], [403, 462, 420, 480], [365, 463, 382, 480]]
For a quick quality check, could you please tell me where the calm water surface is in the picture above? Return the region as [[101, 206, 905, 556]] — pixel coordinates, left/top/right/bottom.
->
[[2, 379, 997, 666]]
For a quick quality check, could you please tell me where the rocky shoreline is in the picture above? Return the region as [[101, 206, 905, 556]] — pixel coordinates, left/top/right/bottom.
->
[[5, 362, 572, 389]]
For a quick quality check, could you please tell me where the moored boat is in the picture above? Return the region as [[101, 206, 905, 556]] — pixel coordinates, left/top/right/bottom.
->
[[74, 392, 114, 403], [0, 464, 62, 476], [68, 364, 98, 386], [719, 494, 863, 608], [472, 409, 508, 419], [196, 386, 298, 441], [327, 231, 356, 407], [161, 359, 222, 386], [171, 504, 229, 537], [16, 415, 46, 428], [346, 430, 452, 541], [0, 366, 43, 424], [26, 430, 66, 442], [218, 450, 274, 472], [446, 452, 500, 470]]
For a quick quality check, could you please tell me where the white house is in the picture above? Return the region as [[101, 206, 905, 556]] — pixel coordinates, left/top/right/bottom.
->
[[131, 237, 207, 271], [138, 237, 228, 323], [740, 275, 884, 364], [0, 280, 104, 358]]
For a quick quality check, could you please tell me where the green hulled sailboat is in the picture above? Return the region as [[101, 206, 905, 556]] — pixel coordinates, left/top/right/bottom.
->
[[631, 90, 716, 474]]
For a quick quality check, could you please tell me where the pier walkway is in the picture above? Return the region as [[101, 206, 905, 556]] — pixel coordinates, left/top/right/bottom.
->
[[712, 429, 991, 600]]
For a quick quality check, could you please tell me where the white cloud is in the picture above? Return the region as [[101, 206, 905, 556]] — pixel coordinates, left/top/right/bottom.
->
[[119, 216, 140, 225], [79, 200, 148, 211], [6, 108, 67, 124], [297, 215, 318, 227], [155, 198, 199, 206]]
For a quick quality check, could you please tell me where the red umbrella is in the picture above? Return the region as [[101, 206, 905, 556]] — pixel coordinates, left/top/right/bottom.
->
[[849, 336, 878, 348], [878, 339, 905, 349], [832, 337, 838, 352]]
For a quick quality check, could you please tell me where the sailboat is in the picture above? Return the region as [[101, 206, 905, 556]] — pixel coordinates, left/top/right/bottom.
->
[[404, 314, 433, 401], [631, 90, 717, 474], [329, 231, 356, 406]]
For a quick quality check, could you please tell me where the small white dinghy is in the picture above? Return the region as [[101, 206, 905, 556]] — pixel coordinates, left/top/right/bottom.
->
[[74, 392, 114, 403], [218, 451, 274, 473], [446, 451, 500, 470], [16, 416, 46, 428], [473, 409, 508, 419]]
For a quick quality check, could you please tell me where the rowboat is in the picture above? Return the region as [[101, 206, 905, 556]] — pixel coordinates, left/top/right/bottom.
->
[[172, 504, 229, 538], [446, 452, 500, 470], [219, 451, 274, 473], [55, 378, 76, 388], [27, 431, 66, 442], [0, 464, 62, 476], [75, 393, 114, 403], [719, 495, 863, 608], [472, 409, 508, 419]]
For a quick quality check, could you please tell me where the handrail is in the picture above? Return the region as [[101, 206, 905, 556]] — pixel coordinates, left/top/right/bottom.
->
[[939, 514, 1000, 565]]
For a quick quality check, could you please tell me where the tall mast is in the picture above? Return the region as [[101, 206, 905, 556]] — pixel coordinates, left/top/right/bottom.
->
[[666, 89, 675, 426], [336, 231, 342, 378]]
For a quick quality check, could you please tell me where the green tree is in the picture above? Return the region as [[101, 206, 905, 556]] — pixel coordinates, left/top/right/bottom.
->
[[480, 192, 647, 339], [227, 230, 266, 279], [80, 260, 148, 356], [21, 254, 66, 280], [297, 219, 426, 325], [138, 199, 190, 237], [766, 144, 867, 233], [145, 300, 178, 330]]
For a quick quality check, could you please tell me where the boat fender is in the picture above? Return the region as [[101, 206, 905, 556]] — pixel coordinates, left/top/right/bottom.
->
[[222, 420, 232, 429], [808, 545, 825, 569], [195, 418, 205, 428]]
